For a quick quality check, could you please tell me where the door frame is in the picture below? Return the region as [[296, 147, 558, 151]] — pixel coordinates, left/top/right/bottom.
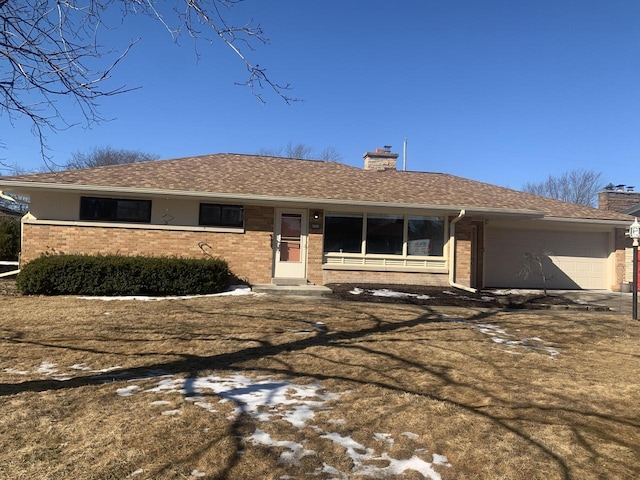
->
[[273, 208, 308, 280]]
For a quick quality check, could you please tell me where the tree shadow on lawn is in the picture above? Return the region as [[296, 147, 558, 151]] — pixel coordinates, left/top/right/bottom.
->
[[1, 299, 637, 479]]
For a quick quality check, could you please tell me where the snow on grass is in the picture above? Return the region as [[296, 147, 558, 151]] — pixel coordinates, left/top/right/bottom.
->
[[443, 316, 559, 358], [1, 350, 453, 477], [350, 287, 431, 300], [114, 372, 451, 479], [79, 285, 255, 301]]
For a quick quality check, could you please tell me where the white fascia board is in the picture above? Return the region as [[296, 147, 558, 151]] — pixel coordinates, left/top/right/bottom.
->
[[539, 216, 633, 228], [0, 180, 546, 218]]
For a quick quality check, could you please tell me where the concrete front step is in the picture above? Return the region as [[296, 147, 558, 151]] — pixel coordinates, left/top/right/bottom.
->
[[252, 284, 332, 297], [271, 277, 309, 286]]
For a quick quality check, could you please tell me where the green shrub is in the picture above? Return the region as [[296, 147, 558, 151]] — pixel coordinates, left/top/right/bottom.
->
[[0, 216, 20, 261], [16, 254, 230, 296]]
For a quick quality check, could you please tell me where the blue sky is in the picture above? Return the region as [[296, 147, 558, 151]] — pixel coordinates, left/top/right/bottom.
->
[[2, 0, 639, 190]]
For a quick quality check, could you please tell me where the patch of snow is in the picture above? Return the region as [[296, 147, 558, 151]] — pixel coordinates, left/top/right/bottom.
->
[[4, 367, 28, 375], [374, 432, 394, 444], [193, 401, 216, 412], [161, 409, 182, 416], [432, 453, 452, 467], [474, 322, 559, 357], [190, 470, 206, 478], [116, 372, 451, 479], [249, 429, 316, 466], [328, 418, 346, 425], [36, 361, 58, 375], [79, 285, 254, 301], [117, 385, 141, 397], [321, 433, 446, 480]]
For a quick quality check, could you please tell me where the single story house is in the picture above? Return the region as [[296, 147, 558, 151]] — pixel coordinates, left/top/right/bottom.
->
[[0, 149, 634, 291]]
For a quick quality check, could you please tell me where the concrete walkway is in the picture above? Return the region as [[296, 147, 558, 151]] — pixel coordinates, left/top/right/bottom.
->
[[559, 290, 637, 316]]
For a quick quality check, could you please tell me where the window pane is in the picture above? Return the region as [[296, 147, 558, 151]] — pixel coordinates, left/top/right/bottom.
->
[[80, 197, 151, 223], [199, 204, 243, 227], [117, 200, 151, 222], [407, 216, 444, 256], [220, 205, 244, 227], [366, 214, 403, 255], [323, 214, 363, 253]]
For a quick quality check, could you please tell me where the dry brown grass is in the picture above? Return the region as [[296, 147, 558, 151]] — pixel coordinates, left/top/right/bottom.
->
[[0, 294, 638, 480]]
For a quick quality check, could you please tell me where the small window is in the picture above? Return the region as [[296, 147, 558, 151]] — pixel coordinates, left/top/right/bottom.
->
[[199, 204, 244, 227], [80, 197, 151, 223]]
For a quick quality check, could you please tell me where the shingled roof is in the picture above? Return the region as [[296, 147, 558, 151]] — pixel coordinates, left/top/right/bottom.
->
[[0, 153, 631, 223]]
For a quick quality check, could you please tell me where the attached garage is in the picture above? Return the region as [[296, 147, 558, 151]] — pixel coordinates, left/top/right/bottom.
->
[[484, 226, 611, 289]]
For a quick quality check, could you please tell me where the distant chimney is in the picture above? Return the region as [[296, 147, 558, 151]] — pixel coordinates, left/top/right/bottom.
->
[[363, 147, 399, 172]]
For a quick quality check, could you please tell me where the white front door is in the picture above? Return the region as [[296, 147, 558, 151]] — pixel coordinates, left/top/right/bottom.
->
[[273, 209, 307, 279]]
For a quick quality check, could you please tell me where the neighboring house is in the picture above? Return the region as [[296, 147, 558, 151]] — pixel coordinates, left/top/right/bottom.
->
[[598, 185, 640, 285], [0, 204, 22, 219], [0, 149, 634, 291]]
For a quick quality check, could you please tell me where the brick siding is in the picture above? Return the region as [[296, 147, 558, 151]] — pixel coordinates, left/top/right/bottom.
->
[[22, 205, 276, 285], [323, 269, 449, 286]]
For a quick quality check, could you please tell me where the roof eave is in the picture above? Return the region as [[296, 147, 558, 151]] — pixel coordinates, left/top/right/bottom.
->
[[0, 181, 549, 218], [539, 216, 633, 228]]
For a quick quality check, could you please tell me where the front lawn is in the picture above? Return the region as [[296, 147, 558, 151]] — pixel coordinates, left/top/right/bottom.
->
[[0, 294, 638, 479]]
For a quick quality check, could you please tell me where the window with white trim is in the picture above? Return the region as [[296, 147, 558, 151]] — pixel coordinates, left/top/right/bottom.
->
[[323, 212, 445, 256]]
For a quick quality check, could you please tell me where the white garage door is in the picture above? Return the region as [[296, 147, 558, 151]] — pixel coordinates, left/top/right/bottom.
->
[[484, 228, 610, 289]]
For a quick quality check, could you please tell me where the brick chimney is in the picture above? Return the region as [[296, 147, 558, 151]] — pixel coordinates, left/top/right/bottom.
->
[[363, 146, 399, 172], [598, 184, 640, 212]]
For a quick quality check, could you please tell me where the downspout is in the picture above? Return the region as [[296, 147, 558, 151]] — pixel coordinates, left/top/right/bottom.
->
[[449, 209, 477, 293]]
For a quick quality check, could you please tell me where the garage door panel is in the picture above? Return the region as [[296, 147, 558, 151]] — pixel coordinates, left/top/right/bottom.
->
[[485, 228, 609, 289]]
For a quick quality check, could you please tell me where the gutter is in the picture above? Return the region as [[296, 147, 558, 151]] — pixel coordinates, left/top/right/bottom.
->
[[448, 209, 477, 293]]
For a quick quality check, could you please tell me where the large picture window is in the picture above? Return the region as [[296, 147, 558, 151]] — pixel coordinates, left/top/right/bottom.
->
[[323, 212, 445, 257], [199, 203, 244, 228], [366, 214, 404, 255], [407, 216, 444, 256], [323, 214, 363, 253], [80, 197, 151, 223]]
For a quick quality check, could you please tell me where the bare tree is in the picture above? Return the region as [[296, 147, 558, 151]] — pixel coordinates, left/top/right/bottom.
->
[[519, 250, 554, 295], [522, 169, 603, 207], [1, 1, 295, 163], [65, 146, 159, 170], [259, 143, 342, 162]]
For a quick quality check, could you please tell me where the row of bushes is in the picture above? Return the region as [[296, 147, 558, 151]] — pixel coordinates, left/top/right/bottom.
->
[[16, 254, 231, 296]]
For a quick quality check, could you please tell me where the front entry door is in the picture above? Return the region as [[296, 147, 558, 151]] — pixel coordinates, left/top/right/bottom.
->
[[273, 209, 307, 279]]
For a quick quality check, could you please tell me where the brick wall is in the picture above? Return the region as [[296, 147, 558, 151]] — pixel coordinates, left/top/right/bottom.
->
[[452, 217, 472, 288], [306, 210, 324, 285], [22, 205, 276, 285], [323, 269, 449, 286]]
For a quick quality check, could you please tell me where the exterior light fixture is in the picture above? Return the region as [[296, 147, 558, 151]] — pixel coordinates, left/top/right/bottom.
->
[[313, 211, 320, 220]]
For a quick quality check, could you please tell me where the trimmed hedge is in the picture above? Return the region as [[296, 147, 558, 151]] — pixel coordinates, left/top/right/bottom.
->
[[16, 254, 230, 296]]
